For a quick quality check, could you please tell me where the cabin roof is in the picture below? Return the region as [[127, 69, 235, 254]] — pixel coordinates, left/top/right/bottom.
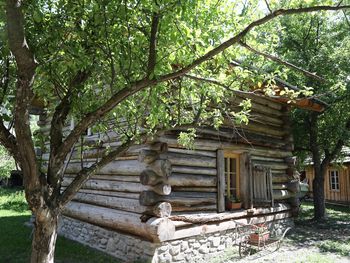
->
[[305, 147, 350, 166], [230, 60, 327, 112], [274, 77, 327, 112]]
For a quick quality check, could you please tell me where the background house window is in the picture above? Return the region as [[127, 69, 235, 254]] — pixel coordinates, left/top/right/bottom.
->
[[224, 153, 240, 201], [329, 170, 340, 191]]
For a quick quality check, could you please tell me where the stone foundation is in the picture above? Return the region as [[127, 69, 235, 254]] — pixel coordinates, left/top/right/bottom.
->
[[58, 216, 294, 263]]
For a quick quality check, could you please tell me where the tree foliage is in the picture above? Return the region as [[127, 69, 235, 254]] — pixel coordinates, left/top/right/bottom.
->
[[274, 10, 350, 219]]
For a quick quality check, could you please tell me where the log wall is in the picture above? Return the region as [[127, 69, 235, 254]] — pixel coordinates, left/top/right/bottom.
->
[[38, 92, 298, 241]]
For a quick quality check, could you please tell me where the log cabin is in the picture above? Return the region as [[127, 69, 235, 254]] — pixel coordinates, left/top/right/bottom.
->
[[36, 80, 326, 262], [304, 147, 350, 204]]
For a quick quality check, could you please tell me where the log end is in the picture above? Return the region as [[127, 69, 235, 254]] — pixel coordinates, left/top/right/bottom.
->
[[153, 202, 172, 217], [156, 218, 175, 242]]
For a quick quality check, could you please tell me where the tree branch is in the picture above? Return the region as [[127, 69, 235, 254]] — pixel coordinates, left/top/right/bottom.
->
[[0, 118, 20, 164], [48, 70, 91, 200], [158, 5, 350, 82], [147, 12, 160, 76], [54, 4, 350, 173], [6, 0, 41, 208], [184, 74, 254, 96], [322, 119, 350, 167], [58, 138, 134, 207], [0, 57, 10, 104], [238, 41, 325, 81]]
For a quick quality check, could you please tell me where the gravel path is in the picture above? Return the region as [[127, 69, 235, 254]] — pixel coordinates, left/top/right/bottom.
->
[[212, 218, 350, 263], [216, 240, 350, 263]]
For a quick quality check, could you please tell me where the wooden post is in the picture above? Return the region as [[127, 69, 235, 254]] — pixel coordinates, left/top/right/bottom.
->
[[240, 153, 250, 209], [249, 158, 254, 209], [217, 150, 225, 212]]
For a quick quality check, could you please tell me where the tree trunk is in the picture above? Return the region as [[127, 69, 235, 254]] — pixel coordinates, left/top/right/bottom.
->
[[312, 167, 326, 220], [31, 209, 59, 263]]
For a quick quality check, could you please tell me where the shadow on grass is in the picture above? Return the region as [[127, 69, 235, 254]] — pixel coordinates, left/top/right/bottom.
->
[[287, 201, 350, 256], [0, 187, 119, 262], [0, 214, 32, 263], [0, 213, 120, 263]]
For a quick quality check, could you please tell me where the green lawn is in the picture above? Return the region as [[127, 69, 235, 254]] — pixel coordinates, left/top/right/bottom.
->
[[0, 187, 119, 263]]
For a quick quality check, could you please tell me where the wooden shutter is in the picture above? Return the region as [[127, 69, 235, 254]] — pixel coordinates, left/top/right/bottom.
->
[[252, 165, 274, 207], [217, 150, 225, 212]]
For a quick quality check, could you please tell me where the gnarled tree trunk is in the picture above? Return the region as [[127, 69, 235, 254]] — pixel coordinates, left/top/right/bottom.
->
[[31, 209, 59, 263], [312, 166, 326, 219]]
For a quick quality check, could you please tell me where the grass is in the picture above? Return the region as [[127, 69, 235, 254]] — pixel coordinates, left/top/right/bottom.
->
[[298, 253, 336, 263], [0, 187, 119, 263], [318, 239, 350, 257]]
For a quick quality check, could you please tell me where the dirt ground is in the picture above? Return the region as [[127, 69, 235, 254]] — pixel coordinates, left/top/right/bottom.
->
[[212, 202, 350, 263]]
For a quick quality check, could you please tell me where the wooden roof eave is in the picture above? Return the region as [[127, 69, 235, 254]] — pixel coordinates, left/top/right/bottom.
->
[[272, 97, 326, 112]]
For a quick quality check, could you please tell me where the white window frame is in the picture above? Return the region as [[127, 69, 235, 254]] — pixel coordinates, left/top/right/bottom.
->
[[329, 170, 340, 192], [224, 152, 240, 201]]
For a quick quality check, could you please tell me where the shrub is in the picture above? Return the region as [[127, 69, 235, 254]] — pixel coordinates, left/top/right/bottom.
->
[[0, 145, 15, 179]]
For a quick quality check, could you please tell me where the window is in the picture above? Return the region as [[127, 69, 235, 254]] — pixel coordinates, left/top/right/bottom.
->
[[224, 152, 240, 201], [329, 170, 340, 191]]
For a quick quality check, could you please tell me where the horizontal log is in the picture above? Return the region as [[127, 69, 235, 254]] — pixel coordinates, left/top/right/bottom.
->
[[43, 143, 166, 161], [230, 96, 283, 116], [236, 93, 283, 111], [140, 191, 216, 206], [170, 203, 291, 223], [160, 152, 216, 168], [65, 174, 140, 183], [63, 202, 175, 242], [73, 192, 145, 213], [272, 174, 290, 183], [60, 159, 171, 177], [63, 178, 170, 195], [171, 166, 217, 176], [140, 173, 217, 190], [168, 147, 217, 157], [227, 105, 284, 126], [168, 173, 217, 187], [62, 155, 138, 164], [252, 161, 288, 170], [170, 127, 287, 149], [172, 187, 217, 192], [73, 192, 171, 217], [238, 121, 285, 138], [251, 156, 285, 163], [248, 114, 283, 128], [155, 135, 293, 155], [170, 211, 292, 240], [273, 189, 295, 200], [63, 160, 146, 175], [272, 183, 288, 190], [172, 204, 217, 212], [72, 188, 140, 199], [63, 177, 143, 192]]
